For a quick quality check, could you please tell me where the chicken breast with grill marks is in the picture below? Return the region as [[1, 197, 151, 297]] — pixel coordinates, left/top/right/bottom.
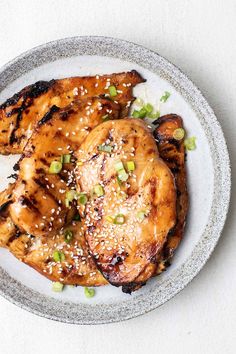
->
[[9, 98, 120, 237], [124, 114, 188, 292], [0, 71, 144, 154], [0, 185, 107, 286], [0, 114, 187, 290], [153, 114, 188, 261], [75, 118, 176, 287]]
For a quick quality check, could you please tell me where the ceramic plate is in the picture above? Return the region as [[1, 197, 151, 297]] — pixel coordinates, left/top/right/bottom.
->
[[0, 36, 231, 324]]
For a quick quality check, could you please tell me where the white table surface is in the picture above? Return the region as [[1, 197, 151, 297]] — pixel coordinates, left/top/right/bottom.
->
[[0, 0, 235, 353]]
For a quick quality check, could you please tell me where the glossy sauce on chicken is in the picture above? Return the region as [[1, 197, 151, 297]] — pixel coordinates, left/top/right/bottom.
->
[[75, 119, 176, 286]]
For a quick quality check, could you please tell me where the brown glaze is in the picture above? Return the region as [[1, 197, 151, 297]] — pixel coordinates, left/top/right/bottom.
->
[[75, 119, 176, 287], [0, 71, 144, 154]]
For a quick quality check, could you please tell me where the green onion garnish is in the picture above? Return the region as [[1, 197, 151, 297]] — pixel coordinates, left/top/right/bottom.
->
[[61, 154, 71, 164], [173, 128, 185, 141], [134, 97, 144, 106], [65, 190, 78, 207], [84, 287, 95, 298], [132, 110, 141, 118], [52, 282, 64, 292], [105, 215, 114, 223], [53, 250, 65, 262], [78, 193, 88, 205], [73, 213, 81, 221], [108, 85, 117, 97], [144, 103, 153, 113], [94, 184, 104, 197], [102, 114, 110, 121], [118, 169, 129, 182], [147, 111, 160, 119], [138, 107, 148, 117], [49, 160, 62, 174], [132, 107, 147, 119], [184, 136, 197, 151], [160, 91, 171, 102], [127, 161, 135, 172], [132, 103, 159, 120], [66, 190, 77, 202], [98, 144, 113, 153], [64, 230, 73, 243], [115, 160, 124, 171], [114, 214, 125, 225], [137, 210, 148, 221]]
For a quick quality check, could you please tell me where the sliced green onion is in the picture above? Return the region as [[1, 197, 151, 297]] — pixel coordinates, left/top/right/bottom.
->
[[61, 154, 71, 164], [65, 190, 78, 207], [49, 160, 62, 174], [132, 107, 147, 119], [137, 210, 148, 221], [84, 287, 95, 298], [78, 193, 88, 205], [173, 128, 185, 141], [105, 215, 114, 223], [64, 230, 73, 243], [114, 214, 125, 225], [138, 107, 148, 118], [66, 190, 78, 202], [144, 103, 153, 113], [127, 161, 135, 172], [108, 85, 117, 97], [102, 114, 109, 121], [160, 91, 171, 103], [132, 102, 160, 120], [115, 160, 124, 171], [53, 250, 65, 262], [98, 144, 113, 153], [73, 213, 81, 221], [132, 110, 141, 118], [52, 282, 64, 292], [134, 97, 144, 106], [184, 137, 197, 151], [118, 169, 129, 182], [147, 111, 160, 119], [94, 184, 104, 197]]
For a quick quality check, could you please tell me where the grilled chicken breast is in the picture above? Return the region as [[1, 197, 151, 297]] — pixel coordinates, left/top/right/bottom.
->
[[0, 186, 107, 286], [0, 71, 144, 154], [133, 115, 188, 289], [8, 224, 107, 286], [153, 114, 188, 261], [0, 67, 188, 291], [0, 114, 187, 290], [9, 98, 120, 237], [75, 119, 176, 287]]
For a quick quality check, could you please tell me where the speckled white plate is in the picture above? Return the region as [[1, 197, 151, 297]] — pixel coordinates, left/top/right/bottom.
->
[[0, 36, 231, 324]]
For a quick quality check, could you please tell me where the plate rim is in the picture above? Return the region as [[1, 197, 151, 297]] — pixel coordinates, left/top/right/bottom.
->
[[0, 35, 231, 324]]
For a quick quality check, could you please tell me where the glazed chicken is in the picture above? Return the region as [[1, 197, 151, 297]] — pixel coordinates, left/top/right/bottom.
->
[[120, 115, 188, 292], [0, 185, 107, 286], [9, 98, 120, 237], [0, 71, 144, 154], [0, 114, 187, 290], [75, 119, 176, 287], [0, 68, 188, 292], [153, 114, 188, 262]]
